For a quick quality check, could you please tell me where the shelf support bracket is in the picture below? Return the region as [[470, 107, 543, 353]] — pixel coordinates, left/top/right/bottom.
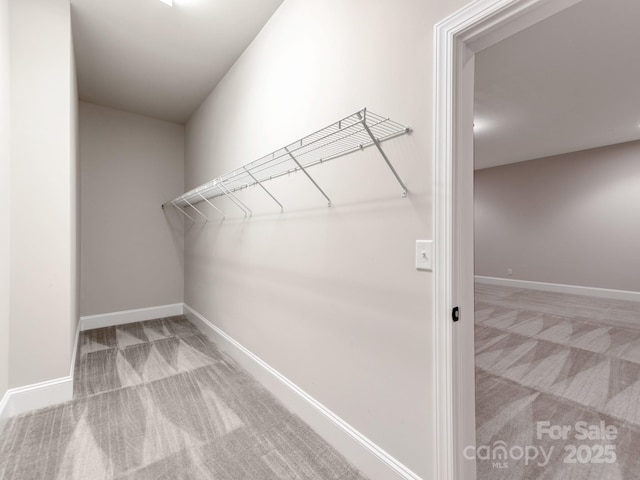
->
[[171, 201, 196, 222], [217, 181, 252, 216], [197, 192, 225, 219], [285, 147, 332, 207], [243, 166, 284, 212], [359, 113, 408, 197], [184, 198, 208, 222]]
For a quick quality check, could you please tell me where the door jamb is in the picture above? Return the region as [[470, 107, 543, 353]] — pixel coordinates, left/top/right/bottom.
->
[[432, 1, 585, 478]]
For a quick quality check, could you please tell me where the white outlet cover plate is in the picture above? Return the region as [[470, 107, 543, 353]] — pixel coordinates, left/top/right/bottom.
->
[[416, 240, 433, 271]]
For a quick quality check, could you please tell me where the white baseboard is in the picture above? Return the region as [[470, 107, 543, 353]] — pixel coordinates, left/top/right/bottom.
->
[[0, 375, 73, 432], [475, 276, 640, 302], [1, 304, 183, 431], [184, 304, 422, 480], [1, 305, 185, 432], [80, 303, 184, 331], [0, 318, 84, 433]]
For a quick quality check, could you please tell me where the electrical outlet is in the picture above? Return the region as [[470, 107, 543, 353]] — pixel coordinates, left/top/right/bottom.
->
[[507, 268, 513, 276], [416, 240, 433, 271]]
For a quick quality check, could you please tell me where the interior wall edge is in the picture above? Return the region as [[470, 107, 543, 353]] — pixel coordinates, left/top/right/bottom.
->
[[183, 304, 423, 480], [0, 0, 10, 407], [69, 319, 81, 378], [8, 0, 77, 389]]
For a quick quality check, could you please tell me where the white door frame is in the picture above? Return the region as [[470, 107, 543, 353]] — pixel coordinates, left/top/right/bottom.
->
[[432, 0, 585, 479]]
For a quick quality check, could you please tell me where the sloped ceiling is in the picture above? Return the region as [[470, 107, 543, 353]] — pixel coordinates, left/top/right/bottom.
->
[[71, 0, 284, 124]]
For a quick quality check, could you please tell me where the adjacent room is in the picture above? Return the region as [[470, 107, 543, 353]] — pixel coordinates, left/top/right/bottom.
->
[[473, 0, 640, 478]]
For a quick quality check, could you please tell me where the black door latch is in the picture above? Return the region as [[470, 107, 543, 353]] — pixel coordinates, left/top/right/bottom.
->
[[452, 306, 460, 322]]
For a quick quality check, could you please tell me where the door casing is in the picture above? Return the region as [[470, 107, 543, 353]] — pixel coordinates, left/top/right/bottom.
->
[[432, 1, 585, 478]]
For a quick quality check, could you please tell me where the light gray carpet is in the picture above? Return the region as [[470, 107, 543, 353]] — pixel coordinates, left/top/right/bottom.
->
[[0, 316, 368, 480], [475, 284, 640, 479]]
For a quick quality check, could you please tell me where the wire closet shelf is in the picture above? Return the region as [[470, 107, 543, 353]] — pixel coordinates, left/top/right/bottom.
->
[[162, 108, 411, 220]]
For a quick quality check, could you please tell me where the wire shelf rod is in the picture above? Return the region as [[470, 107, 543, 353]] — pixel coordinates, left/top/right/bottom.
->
[[244, 129, 374, 180], [216, 116, 401, 188], [282, 118, 403, 164], [162, 109, 410, 211], [282, 109, 365, 149], [172, 127, 409, 206], [247, 134, 403, 188], [240, 111, 369, 172]]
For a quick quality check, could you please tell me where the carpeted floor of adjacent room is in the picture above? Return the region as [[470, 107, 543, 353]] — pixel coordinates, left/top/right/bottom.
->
[[475, 283, 640, 480], [0, 316, 368, 479]]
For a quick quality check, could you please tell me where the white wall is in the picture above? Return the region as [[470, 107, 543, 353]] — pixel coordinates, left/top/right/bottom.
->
[[9, 0, 77, 387], [184, 0, 468, 476], [475, 140, 640, 292], [0, 0, 10, 399], [80, 102, 184, 316]]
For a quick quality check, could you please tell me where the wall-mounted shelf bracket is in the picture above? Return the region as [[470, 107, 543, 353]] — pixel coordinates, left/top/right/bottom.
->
[[284, 146, 332, 207], [197, 192, 225, 219], [243, 166, 283, 212], [162, 108, 411, 218], [170, 201, 196, 222], [219, 181, 252, 217], [184, 198, 208, 222], [358, 110, 409, 197]]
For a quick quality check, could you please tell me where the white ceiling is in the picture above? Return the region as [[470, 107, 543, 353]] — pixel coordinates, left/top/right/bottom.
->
[[71, 0, 284, 124], [474, 0, 640, 169]]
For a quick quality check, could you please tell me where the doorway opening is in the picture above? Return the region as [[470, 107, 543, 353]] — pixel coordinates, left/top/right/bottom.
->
[[471, 0, 640, 477], [433, 0, 595, 479]]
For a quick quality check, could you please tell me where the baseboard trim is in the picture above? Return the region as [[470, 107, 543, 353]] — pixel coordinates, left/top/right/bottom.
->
[[0, 317, 83, 433], [1, 304, 184, 428], [0, 375, 73, 431], [475, 276, 640, 302], [184, 304, 422, 480], [80, 303, 184, 331]]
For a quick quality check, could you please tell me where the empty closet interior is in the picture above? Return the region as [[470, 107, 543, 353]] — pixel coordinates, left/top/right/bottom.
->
[[0, 0, 449, 478]]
